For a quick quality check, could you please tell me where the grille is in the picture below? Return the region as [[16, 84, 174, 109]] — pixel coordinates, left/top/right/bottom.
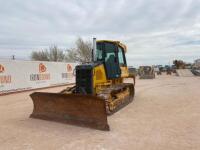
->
[[76, 65, 93, 94]]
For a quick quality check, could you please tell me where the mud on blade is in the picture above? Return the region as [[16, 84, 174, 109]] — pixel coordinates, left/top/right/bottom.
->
[[30, 92, 109, 131]]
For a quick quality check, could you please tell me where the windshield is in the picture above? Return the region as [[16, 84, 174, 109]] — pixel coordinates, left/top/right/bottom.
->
[[96, 43, 103, 60], [96, 42, 116, 62], [104, 42, 116, 62], [118, 47, 125, 65]]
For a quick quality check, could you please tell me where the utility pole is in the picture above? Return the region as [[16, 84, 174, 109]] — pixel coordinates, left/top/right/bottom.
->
[[12, 55, 15, 60]]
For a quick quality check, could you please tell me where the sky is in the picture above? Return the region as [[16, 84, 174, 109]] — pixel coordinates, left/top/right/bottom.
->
[[0, 0, 200, 66]]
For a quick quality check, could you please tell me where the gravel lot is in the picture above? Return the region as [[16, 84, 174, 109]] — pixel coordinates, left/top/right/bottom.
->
[[0, 75, 200, 150]]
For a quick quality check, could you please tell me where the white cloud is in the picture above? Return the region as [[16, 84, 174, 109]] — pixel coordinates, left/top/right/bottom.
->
[[0, 0, 200, 66]]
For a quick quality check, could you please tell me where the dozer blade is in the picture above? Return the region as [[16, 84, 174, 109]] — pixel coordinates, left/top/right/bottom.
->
[[30, 92, 109, 131]]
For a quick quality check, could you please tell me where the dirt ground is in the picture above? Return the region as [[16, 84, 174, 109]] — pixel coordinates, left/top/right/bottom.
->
[[0, 74, 200, 150]]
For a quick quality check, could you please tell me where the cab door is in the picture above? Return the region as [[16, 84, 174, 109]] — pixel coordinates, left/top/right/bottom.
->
[[103, 42, 121, 79], [118, 46, 129, 77]]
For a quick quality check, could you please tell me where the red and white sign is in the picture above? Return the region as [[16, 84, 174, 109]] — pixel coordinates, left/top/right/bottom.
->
[[0, 64, 12, 85], [0, 60, 77, 95], [67, 64, 73, 72], [39, 63, 47, 73], [0, 64, 5, 73]]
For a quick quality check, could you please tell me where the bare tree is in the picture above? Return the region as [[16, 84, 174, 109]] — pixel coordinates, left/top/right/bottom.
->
[[65, 38, 92, 63], [31, 38, 92, 63], [31, 50, 49, 61], [31, 46, 65, 62], [173, 60, 186, 69], [49, 46, 65, 62]]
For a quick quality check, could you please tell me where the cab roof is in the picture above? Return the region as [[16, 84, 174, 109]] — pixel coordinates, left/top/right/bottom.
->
[[97, 40, 127, 52]]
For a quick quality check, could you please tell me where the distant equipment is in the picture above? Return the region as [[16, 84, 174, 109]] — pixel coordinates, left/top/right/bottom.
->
[[173, 60, 186, 69], [138, 66, 155, 79], [191, 59, 200, 76], [128, 67, 138, 76], [154, 66, 162, 75]]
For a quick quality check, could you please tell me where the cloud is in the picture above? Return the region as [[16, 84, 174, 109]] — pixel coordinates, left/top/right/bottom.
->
[[0, 0, 200, 66]]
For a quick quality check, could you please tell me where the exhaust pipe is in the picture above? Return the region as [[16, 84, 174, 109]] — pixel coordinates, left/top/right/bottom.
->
[[93, 38, 97, 61]]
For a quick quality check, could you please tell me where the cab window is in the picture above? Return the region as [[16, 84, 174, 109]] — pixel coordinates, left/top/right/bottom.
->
[[118, 47, 125, 66], [96, 43, 103, 60], [104, 42, 116, 62]]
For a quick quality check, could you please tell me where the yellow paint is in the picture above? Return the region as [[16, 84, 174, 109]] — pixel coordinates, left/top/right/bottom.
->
[[93, 64, 107, 85], [97, 40, 127, 52], [109, 87, 130, 111], [120, 66, 129, 78], [92, 65, 132, 94], [93, 64, 111, 93]]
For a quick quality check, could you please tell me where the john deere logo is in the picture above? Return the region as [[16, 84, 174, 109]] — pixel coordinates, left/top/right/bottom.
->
[[39, 63, 47, 73], [67, 64, 72, 72], [0, 64, 5, 73]]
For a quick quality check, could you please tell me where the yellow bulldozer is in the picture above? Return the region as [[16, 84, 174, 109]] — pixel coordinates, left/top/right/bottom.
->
[[138, 66, 155, 79], [30, 38, 135, 131]]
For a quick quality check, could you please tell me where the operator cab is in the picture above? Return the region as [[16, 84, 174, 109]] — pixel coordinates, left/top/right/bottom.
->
[[95, 41, 127, 79]]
